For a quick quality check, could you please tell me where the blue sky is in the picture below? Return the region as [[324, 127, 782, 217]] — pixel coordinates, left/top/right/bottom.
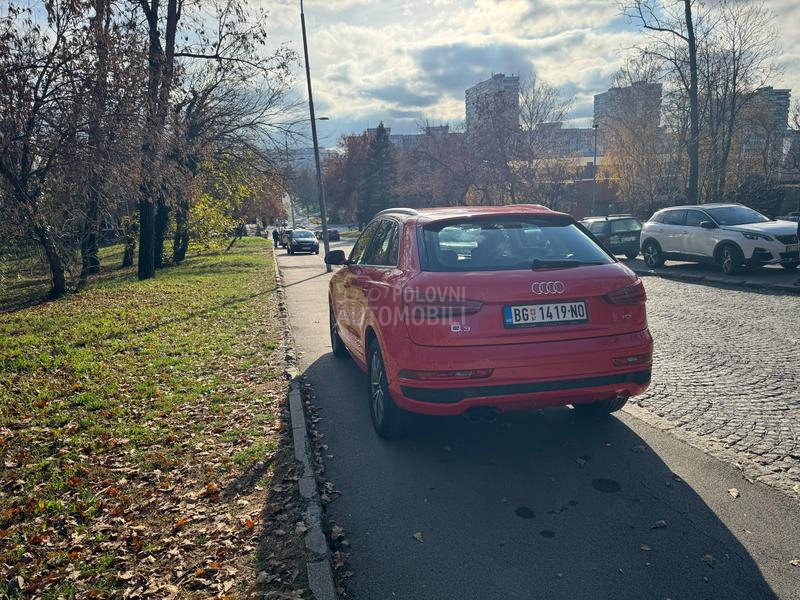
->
[[261, 0, 800, 146]]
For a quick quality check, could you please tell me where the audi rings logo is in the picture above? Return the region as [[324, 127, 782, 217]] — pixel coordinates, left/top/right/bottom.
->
[[531, 281, 565, 295]]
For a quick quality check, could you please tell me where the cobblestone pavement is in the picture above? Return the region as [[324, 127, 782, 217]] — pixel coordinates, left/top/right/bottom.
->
[[631, 278, 800, 495]]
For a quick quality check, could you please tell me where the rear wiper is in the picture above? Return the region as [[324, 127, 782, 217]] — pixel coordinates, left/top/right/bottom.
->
[[531, 258, 604, 270]]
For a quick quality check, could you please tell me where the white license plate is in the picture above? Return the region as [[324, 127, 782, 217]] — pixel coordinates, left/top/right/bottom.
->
[[787, 244, 799, 253], [503, 301, 588, 328]]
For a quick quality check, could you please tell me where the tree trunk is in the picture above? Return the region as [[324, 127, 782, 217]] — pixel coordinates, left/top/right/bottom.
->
[[138, 0, 179, 280], [154, 197, 169, 268], [123, 236, 136, 267], [80, 0, 111, 280], [42, 233, 66, 297], [685, 0, 700, 204], [138, 199, 156, 279], [80, 194, 101, 278], [30, 219, 67, 297], [173, 199, 189, 262]]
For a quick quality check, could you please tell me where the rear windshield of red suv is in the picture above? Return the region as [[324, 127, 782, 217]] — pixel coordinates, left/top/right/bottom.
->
[[419, 216, 615, 272]]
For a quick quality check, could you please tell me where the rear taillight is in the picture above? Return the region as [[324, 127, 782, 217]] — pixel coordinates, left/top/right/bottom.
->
[[399, 369, 493, 380], [403, 288, 483, 320], [612, 353, 652, 367], [604, 279, 646, 305]]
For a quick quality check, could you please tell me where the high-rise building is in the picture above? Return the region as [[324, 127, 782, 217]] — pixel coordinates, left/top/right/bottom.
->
[[465, 73, 520, 133], [750, 87, 791, 129], [741, 86, 791, 154], [593, 81, 662, 150]]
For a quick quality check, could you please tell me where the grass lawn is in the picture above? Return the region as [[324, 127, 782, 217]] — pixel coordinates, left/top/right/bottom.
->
[[0, 244, 130, 313], [0, 238, 306, 599]]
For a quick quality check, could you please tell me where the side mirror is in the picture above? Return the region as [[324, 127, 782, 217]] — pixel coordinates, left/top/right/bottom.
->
[[700, 220, 717, 229], [325, 249, 347, 265]]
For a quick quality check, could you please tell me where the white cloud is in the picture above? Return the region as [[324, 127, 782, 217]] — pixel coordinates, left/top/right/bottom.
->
[[257, 0, 798, 141]]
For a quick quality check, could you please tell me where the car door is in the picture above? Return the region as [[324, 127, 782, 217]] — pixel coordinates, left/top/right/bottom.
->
[[350, 220, 399, 356], [659, 209, 687, 253], [333, 222, 379, 357], [609, 218, 642, 253], [683, 209, 714, 257]]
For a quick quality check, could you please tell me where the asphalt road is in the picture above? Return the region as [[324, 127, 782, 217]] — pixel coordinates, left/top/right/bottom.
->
[[277, 245, 800, 600]]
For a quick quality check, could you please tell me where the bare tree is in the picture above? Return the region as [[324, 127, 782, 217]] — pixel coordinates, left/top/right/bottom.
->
[[602, 56, 684, 215], [0, 3, 90, 296], [698, 1, 778, 202], [514, 74, 574, 205], [624, 0, 704, 203]]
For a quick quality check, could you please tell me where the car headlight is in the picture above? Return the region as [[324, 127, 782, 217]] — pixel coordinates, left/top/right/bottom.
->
[[741, 231, 773, 242]]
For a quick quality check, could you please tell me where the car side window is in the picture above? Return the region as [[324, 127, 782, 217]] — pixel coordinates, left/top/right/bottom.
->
[[363, 220, 396, 266], [588, 221, 608, 234], [685, 210, 706, 227], [350, 222, 379, 265], [661, 210, 686, 226], [610, 219, 641, 233], [386, 223, 400, 266]]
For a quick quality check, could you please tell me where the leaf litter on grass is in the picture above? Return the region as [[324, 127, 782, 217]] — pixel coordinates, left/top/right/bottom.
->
[[0, 239, 308, 599]]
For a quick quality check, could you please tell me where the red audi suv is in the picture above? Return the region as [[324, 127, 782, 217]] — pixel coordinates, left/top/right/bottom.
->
[[325, 205, 653, 438]]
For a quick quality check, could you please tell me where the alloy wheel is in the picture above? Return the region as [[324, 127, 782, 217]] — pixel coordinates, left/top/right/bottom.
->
[[643, 244, 658, 267], [370, 353, 385, 426]]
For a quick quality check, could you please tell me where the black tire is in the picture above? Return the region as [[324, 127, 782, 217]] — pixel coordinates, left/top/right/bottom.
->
[[574, 396, 629, 416], [782, 261, 799, 271], [718, 244, 743, 275], [367, 341, 407, 439], [315, 249, 320, 255], [642, 241, 665, 268], [625, 251, 639, 260], [329, 305, 348, 358]]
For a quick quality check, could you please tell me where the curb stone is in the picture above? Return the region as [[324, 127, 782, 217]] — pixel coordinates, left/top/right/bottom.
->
[[630, 265, 800, 295], [271, 245, 338, 600]]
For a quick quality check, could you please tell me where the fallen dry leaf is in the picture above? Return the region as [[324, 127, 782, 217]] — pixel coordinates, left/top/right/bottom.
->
[[413, 531, 424, 543], [640, 544, 652, 552], [651, 520, 667, 529], [728, 488, 740, 498]]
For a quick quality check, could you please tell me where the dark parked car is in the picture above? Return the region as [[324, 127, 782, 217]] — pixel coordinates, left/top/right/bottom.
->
[[315, 228, 341, 241], [580, 215, 643, 260], [288, 229, 320, 255]]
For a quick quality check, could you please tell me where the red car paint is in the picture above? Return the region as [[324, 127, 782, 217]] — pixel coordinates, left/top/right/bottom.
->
[[328, 205, 653, 417]]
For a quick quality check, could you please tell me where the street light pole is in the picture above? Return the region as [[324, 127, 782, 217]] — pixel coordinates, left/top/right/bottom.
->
[[284, 134, 296, 228], [300, 0, 331, 272], [591, 123, 599, 216]]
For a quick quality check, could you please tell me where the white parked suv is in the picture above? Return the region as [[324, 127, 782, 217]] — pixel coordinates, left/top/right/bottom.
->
[[640, 203, 800, 275]]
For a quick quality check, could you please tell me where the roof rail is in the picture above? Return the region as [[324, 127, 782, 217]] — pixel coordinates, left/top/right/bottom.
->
[[376, 208, 418, 216], [608, 213, 633, 217]]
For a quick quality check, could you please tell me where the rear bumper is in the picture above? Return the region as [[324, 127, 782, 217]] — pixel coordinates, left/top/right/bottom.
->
[[387, 329, 653, 415]]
